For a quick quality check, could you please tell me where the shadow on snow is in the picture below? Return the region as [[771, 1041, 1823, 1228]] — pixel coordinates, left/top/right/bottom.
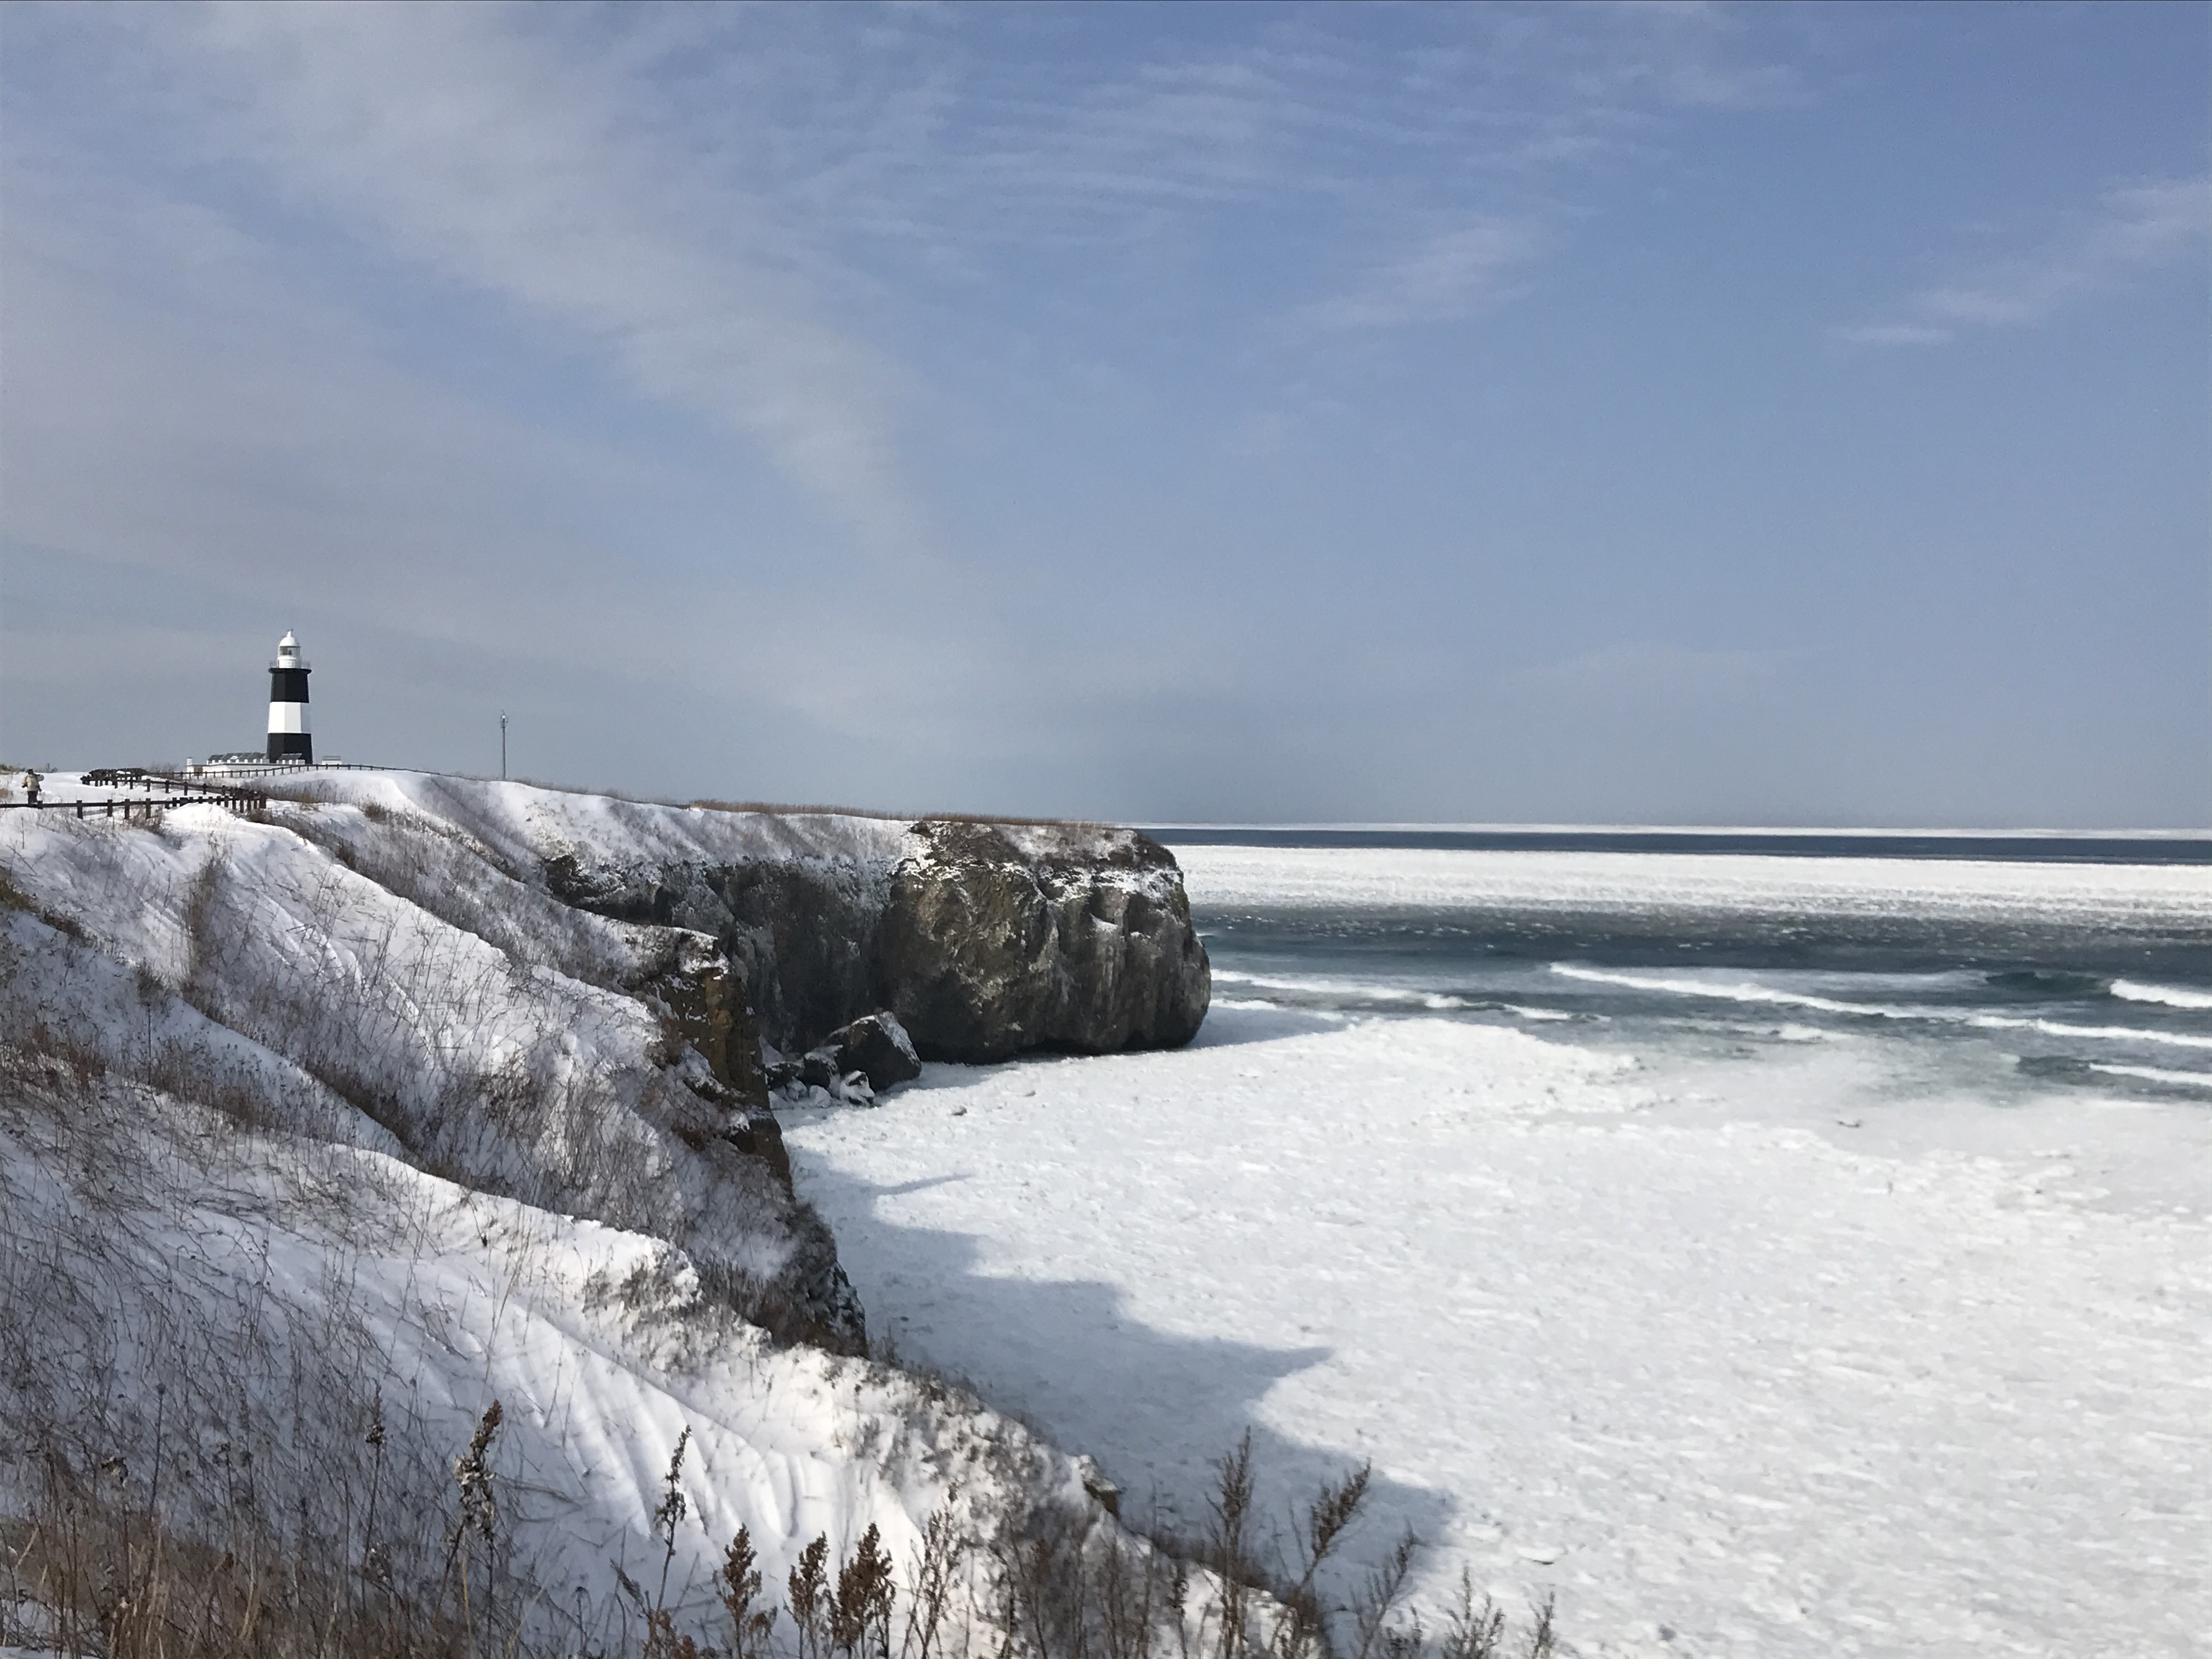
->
[[791, 1155, 1456, 1584]]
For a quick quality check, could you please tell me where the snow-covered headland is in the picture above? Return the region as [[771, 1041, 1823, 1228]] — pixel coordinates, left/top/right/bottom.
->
[[0, 772, 1260, 1658]]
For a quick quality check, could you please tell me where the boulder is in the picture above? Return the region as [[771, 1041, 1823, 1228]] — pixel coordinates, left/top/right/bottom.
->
[[787, 1049, 876, 1109], [719, 1103, 793, 1187], [827, 1010, 923, 1091]]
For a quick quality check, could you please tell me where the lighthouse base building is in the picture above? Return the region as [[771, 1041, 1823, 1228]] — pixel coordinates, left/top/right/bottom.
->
[[268, 631, 312, 763]]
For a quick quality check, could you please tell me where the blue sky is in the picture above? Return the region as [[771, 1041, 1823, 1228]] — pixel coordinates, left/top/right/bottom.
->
[[3, 1, 2205, 825]]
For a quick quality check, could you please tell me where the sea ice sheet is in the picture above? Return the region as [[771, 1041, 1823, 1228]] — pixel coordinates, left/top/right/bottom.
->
[[785, 1005, 2212, 1658]]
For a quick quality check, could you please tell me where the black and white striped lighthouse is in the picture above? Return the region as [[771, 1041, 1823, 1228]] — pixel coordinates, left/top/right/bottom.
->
[[266, 631, 312, 763]]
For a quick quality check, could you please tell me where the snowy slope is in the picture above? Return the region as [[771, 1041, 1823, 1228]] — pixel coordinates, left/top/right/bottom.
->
[[0, 786, 1199, 1654], [0, 1047, 1108, 1652], [273, 771, 912, 895], [2, 805, 821, 1307]]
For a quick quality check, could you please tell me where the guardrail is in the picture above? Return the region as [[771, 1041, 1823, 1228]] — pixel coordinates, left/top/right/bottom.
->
[[1, 792, 268, 817], [80, 768, 210, 792], [201, 763, 382, 781], [83, 763, 385, 786], [4, 760, 399, 815]]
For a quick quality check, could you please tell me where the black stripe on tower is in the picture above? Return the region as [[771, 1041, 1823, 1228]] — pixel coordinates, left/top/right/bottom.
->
[[268, 732, 314, 761], [270, 667, 311, 703]]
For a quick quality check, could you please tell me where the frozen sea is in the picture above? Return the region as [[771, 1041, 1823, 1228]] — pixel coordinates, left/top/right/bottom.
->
[[785, 832, 2212, 1658]]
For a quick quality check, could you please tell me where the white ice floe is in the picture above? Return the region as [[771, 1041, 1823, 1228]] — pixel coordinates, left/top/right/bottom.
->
[[1175, 843, 2212, 929], [1211, 968, 1472, 1010], [785, 1005, 2212, 1659]]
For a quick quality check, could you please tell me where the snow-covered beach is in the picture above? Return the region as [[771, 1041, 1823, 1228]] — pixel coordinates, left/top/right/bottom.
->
[[786, 841, 2212, 1658]]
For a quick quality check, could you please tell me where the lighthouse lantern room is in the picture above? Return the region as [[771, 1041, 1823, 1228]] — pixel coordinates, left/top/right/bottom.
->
[[267, 631, 312, 763]]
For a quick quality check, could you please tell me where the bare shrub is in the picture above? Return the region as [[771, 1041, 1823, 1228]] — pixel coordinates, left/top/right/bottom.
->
[[831, 1522, 896, 1658], [0, 1389, 494, 1659], [899, 1498, 968, 1659], [720, 1525, 780, 1659], [788, 1531, 832, 1659]]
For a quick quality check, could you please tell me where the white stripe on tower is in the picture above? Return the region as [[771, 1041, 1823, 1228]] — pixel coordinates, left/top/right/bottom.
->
[[267, 630, 313, 763]]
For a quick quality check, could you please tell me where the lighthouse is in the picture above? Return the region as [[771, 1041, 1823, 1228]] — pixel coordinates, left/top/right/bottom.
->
[[267, 631, 312, 763]]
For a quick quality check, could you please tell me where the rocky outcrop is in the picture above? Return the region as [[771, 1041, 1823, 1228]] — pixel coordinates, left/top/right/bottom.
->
[[878, 822, 1210, 1062], [637, 933, 771, 1105], [159, 777, 1210, 1351], [544, 817, 1211, 1065], [543, 849, 888, 1055]]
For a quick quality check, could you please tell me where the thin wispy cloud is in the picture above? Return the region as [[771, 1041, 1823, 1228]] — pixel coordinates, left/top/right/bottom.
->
[[9, 2, 2199, 823], [1832, 323, 1955, 348], [138, 3, 927, 557], [4, 0, 1817, 762], [1291, 220, 1543, 332], [40, 2, 1813, 515], [1839, 174, 2210, 347], [606, 7, 1805, 261]]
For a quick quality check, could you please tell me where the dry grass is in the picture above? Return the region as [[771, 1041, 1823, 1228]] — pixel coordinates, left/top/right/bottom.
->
[[2, 1462, 475, 1659]]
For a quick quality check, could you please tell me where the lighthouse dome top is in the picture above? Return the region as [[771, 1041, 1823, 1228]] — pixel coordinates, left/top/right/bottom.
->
[[270, 631, 309, 671]]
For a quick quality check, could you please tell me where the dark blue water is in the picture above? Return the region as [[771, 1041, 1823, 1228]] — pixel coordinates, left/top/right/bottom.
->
[[1148, 830, 2212, 1103]]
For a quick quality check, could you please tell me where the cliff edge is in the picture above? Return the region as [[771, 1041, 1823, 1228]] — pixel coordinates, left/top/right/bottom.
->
[[284, 773, 1212, 1064]]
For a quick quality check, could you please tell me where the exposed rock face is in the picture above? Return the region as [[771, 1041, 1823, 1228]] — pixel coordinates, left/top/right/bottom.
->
[[544, 818, 1211, 1064], [637, 933, 771, 1106], [543, 851, 887, 1056], [879, 822, 1211, 1062]]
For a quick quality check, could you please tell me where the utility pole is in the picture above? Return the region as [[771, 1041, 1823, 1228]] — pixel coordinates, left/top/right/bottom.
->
[[500, 712, 508, 781]]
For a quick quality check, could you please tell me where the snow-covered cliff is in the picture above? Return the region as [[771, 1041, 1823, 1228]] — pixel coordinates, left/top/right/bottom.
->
[[268, 772, 1212, 1062], [0, 778, 1221, 1655]]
